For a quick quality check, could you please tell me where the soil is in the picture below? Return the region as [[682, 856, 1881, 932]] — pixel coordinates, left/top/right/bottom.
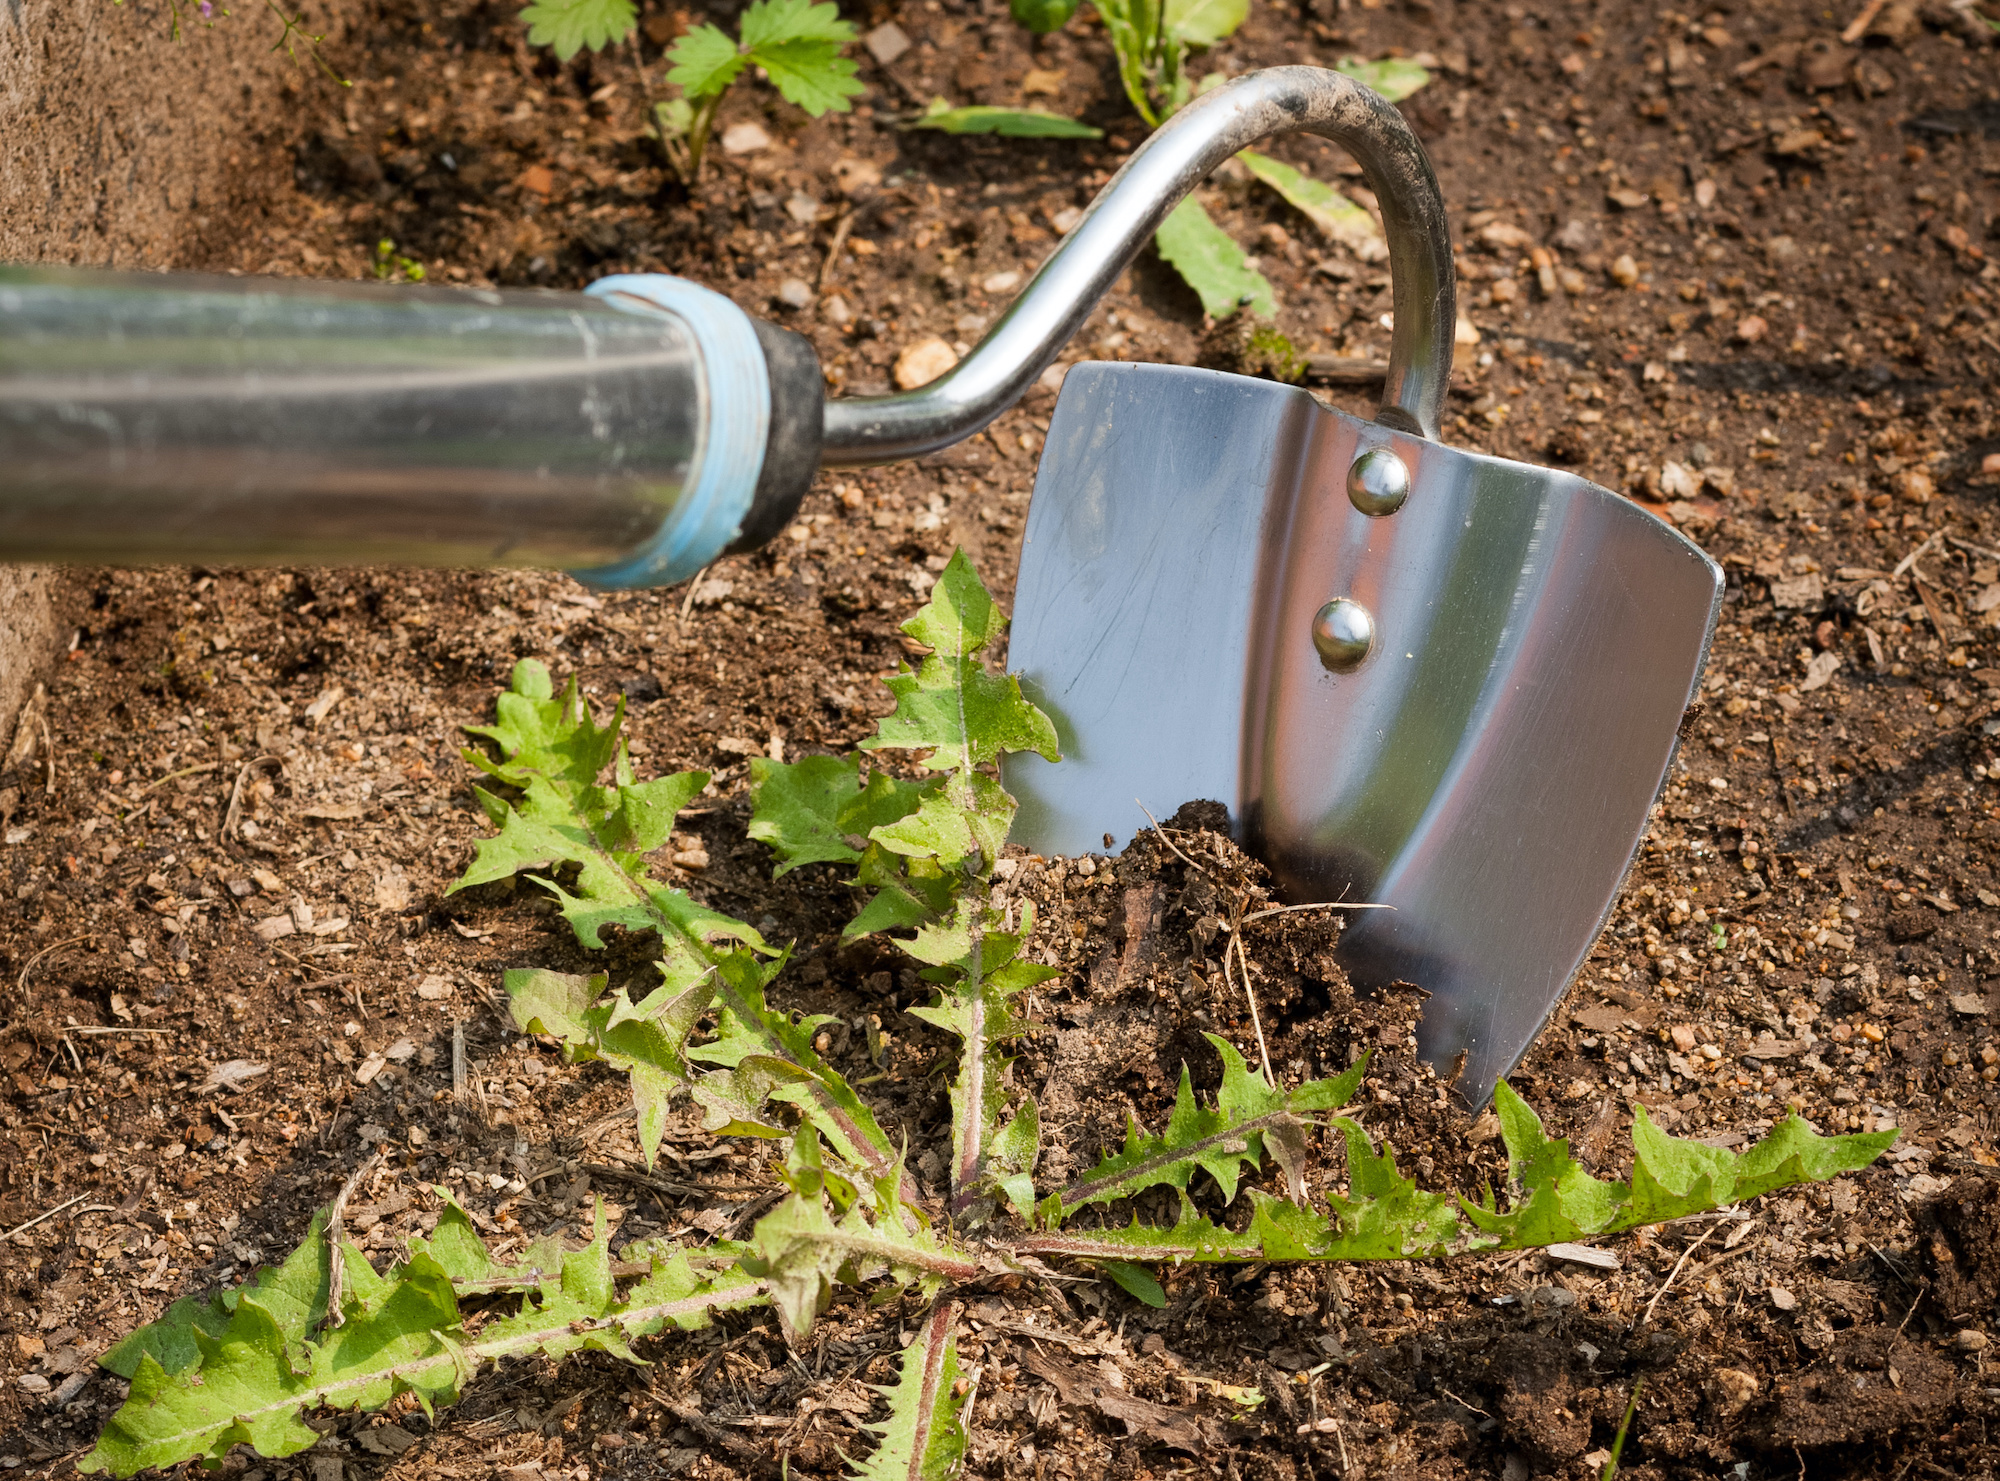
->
[[5, 0, 2000, 1477]]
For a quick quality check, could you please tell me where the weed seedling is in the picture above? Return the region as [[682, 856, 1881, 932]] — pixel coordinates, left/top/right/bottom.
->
[[79, 552, 1896, 1479]]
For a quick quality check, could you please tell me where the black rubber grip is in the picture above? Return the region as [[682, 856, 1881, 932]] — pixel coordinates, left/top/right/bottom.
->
[[727, 318, 825, 556]]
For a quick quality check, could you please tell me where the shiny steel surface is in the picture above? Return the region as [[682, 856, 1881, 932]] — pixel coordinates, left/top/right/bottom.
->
[[0, 267, 705, 570], [1346, 448, 1410, 517], [1311, 598, 1376, 672], [1005, 363, 1722, 1102], [820, 65, 1455, 464]]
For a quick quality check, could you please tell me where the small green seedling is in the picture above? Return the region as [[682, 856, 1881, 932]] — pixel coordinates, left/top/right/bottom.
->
[[997, 0, 1437, 323], [79, 553, 1895, 1480], [510, 0, 862, 183], [371, 239, 426, 283], [655, 0, 865, 182]]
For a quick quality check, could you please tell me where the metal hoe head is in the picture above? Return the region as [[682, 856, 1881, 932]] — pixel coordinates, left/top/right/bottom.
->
[[1003, 93, 1721, 1104]]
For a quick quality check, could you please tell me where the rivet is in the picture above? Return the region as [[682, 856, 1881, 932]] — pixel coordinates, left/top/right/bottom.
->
[[1312, 598, 1375, 673], [1347, 447, 1411, 517]]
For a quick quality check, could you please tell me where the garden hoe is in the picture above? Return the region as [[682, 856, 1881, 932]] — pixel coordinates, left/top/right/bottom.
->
[[0, 66, 1720, 1102]]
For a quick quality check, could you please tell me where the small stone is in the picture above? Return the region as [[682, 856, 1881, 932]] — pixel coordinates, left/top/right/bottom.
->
[[1735, 315, 1769, 343], [1609, 253, 1639, 287], [417, 974, 455, 1001], [1712, 1367, 1759, 1410], [1671, 1024, 1698, 1051], [863, 21, 910, 64], [1956, 1329, 1990, 1352], [1694, 178, 1718, 207], [775, 277, 814, 310], [982, 270, 1022, 295], [822, 294, 853, 327], [1607, 187, 1650, 210], [1898, 469, 1935, 504], [785, 191, 822, 225], [893, 337, 959, 390], [16, 1373, 48, 1394], [519, 164, 556, 197], [1477, 221, 1534, 251], [1049, 206, 1083, 234], [720, 121, 772, 156], [1769, 1285, 1797, 1311], [1021, 67, 1066, 96]]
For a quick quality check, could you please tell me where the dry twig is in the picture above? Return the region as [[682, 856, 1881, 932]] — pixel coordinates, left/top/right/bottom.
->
[[18, 935, 93, 999], [0, 1192, 88, 1245], [1134, 800, 1214, 879], [1641, 1223, 1719, 1325], [1225, 926, 1273, 1085], [321, 1152, 384, 1330], [1840, 0, 1888, 41]]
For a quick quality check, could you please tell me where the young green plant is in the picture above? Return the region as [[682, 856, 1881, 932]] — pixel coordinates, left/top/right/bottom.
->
[[1002, 0, 1437, 323], [79, 550, 1897, 1481], [511, 0, 863, 183], [656, 0, 866, 181]]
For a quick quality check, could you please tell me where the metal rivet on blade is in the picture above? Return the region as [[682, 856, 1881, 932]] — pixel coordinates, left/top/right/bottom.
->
[[1346, 447, 1411, 517], [1311, 598, 1374, 673]]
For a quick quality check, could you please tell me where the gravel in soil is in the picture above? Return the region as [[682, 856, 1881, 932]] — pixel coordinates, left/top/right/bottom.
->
[[6, 0, 2000, 1476]]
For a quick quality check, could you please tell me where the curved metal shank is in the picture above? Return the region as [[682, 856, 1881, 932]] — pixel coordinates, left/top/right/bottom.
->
[[820, 66, 1455, 464]]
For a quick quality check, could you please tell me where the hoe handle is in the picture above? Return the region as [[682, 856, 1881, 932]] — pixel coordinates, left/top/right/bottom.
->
[[820, 64, 1458, 463]]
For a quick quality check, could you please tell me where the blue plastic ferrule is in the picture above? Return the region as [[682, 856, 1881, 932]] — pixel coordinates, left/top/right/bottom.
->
[[569, 274, 770, 591]]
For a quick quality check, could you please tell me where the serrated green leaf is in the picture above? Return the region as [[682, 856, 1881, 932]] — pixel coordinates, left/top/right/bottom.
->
[[863, 550, 1059, 774], [750, 755, 937, 882], [1019, 1199, 1264, 1264], [85, 1204, 766, 1477], [908, 101, 1102, 138], [504, 968, 708, 1167], [752, 39, 867, 115], [101, 1210, 332, 1380], [1154, 196, 1276, 320], [518, 0, 637, 61], [1100, 1260, 1167, 1307], [456, 664, 900, 1190], [1465, 1081, 1897, 1247], [665, 23, 748, 97], [750, 754, 867, 874], [851, 1303, 969, 1481], [1236, 150, 1388, 262], [738, 0, 855, 47], [1317, 1124, 1468, 1258], [1163, 0, 1245, 46], [1614, 1104, 1897, 1230], [1335, 53, 1432, 102], [1460, 1080, 1622, 1246], [845, 879, 945, 941], [743, 1195, 981, 1343], [903, 902, 1052, 1211], [687, 950, 909, 1193], [1057, 1038, 1364, 1216]]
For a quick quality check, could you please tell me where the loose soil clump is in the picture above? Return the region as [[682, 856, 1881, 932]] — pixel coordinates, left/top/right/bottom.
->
[[5, 0, 2000, 1477]]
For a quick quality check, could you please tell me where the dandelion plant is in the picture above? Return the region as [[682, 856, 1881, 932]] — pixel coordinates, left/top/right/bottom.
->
[[81, 550, 1895, 1480]]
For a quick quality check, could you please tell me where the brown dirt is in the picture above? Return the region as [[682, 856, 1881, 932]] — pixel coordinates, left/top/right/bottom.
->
[[5, 0, 2000, 1477]]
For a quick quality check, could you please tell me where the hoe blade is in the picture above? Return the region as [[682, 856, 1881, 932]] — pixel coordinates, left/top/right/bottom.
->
[[1005, 363, 1722, 1102]]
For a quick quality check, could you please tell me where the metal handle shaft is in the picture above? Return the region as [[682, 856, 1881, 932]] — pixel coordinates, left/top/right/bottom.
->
[[820, 65, 1457, 464]]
